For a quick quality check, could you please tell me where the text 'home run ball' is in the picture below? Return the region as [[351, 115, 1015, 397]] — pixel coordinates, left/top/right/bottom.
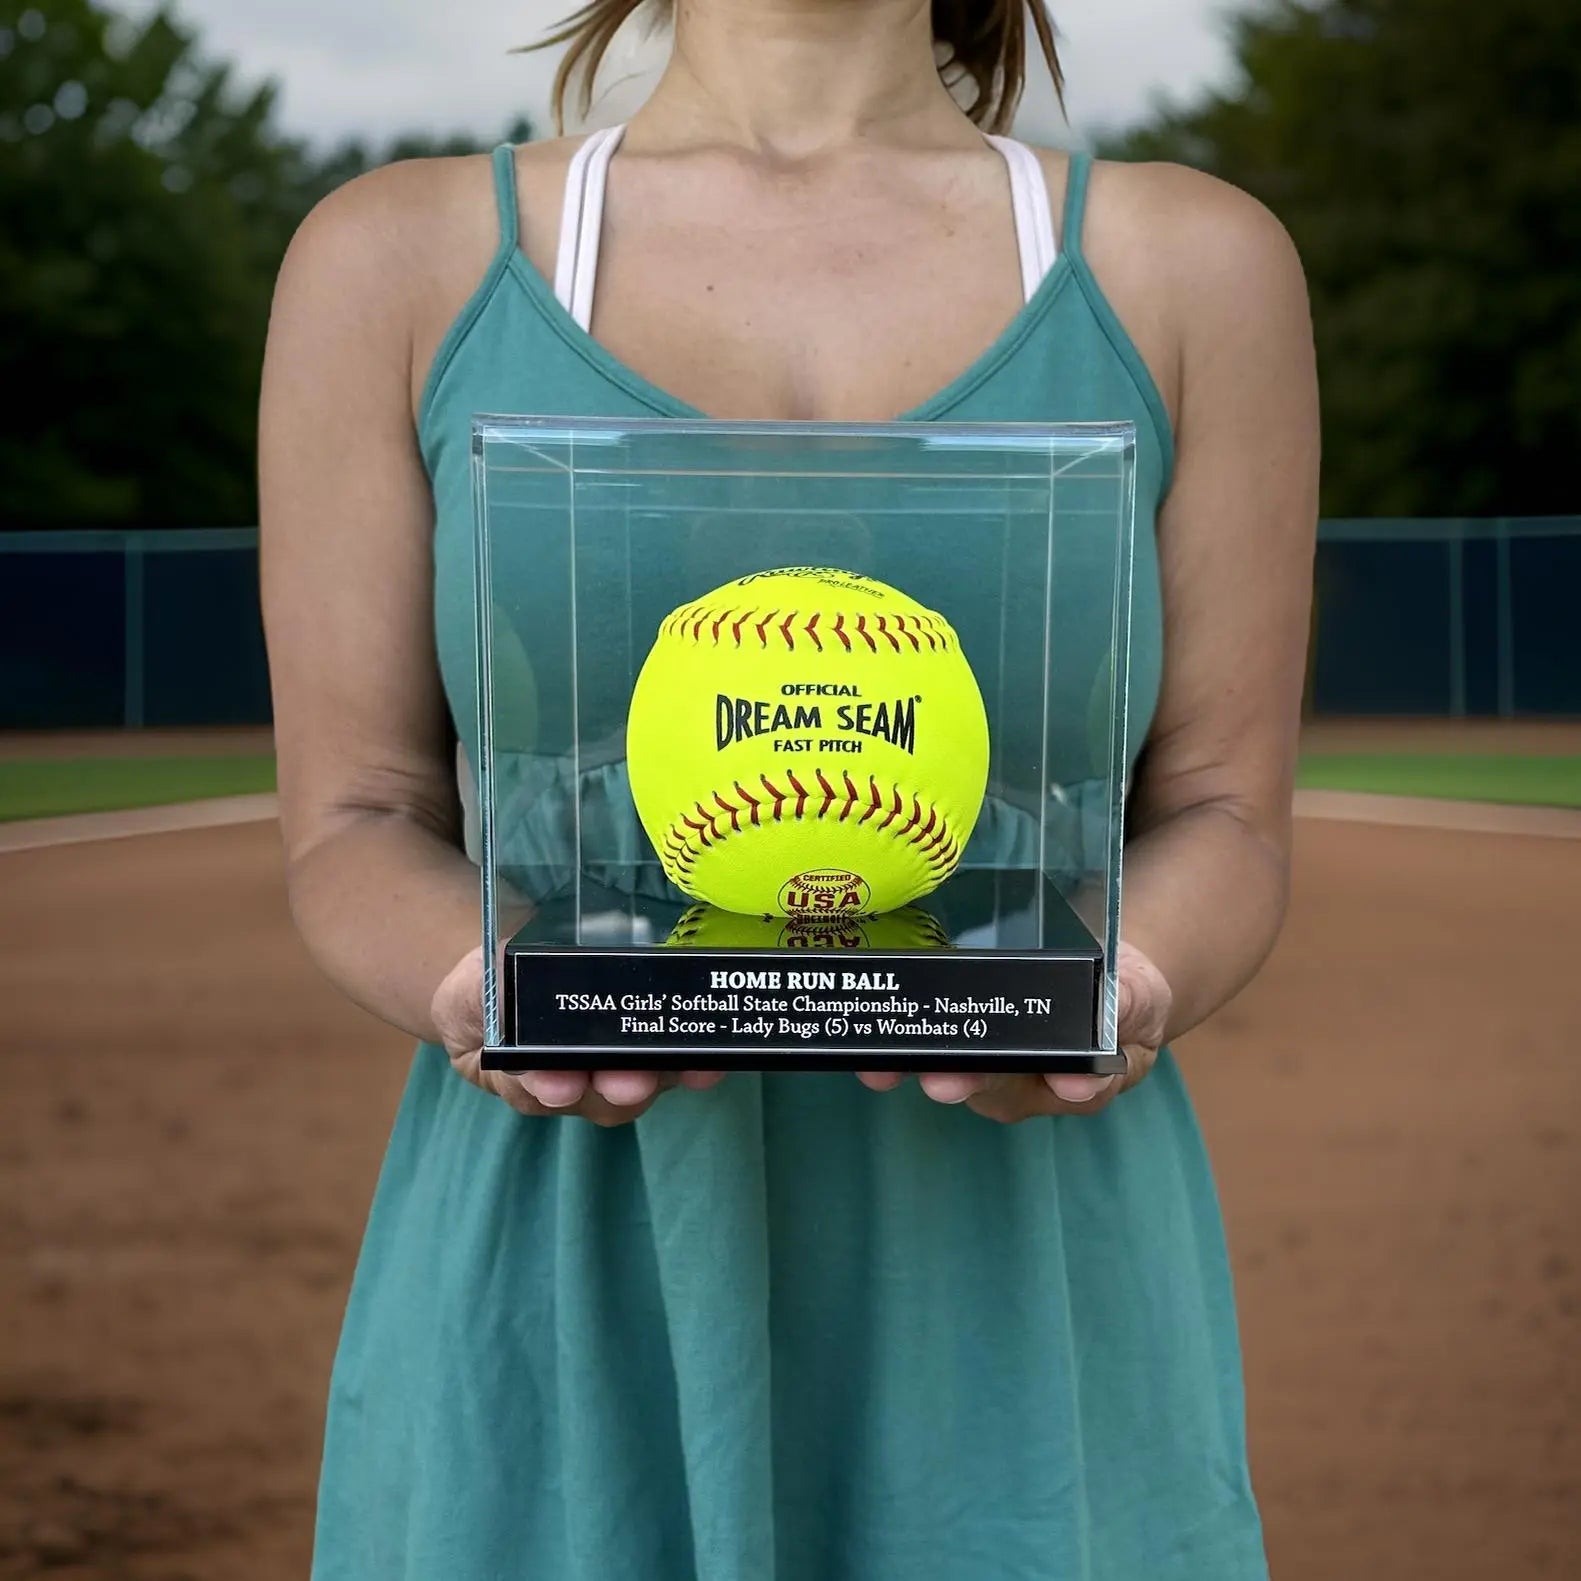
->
[[627, 567, 989, 917]]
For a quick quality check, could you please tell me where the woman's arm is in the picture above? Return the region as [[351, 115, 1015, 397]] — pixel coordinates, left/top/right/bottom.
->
[[1120, 166, 1320, 1042], [260, 161, 720, 1121], [880, 164, 1319, 1119], [259, 162, 479, 1045]]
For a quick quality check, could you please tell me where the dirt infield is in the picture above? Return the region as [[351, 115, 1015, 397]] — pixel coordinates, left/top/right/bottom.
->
[[2, 819, 1578, 1579], [0, 795, 282, 854], [1294, 788, 1581, 838]]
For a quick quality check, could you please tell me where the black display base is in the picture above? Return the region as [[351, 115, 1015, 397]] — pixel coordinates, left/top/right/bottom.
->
[[484, 870, 1124, 1075]]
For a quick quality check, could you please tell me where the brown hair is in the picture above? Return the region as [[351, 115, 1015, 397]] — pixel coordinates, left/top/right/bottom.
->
[[524, 1, 1064, 136]]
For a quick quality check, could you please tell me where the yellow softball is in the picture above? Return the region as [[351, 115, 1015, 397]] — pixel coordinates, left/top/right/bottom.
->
[[626, 566, 989, 917]]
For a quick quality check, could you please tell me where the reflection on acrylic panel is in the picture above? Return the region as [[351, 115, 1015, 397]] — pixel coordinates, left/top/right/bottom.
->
[[471, 417, 1137, 1058]]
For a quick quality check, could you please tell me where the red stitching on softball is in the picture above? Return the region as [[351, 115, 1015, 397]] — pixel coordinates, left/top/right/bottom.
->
[[858, 777, 884, 824], [760, 774, 789, 820], [875, 788, 905, 831], [663, 602, 954, 653], [786, 770, 809, 819], [664, 832, 698, 875], [734, 779, 762, 826], [658, 772, 965, 890]]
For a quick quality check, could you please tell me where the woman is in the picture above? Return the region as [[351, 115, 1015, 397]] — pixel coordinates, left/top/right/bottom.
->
[[260, 1, 1318, 1576]]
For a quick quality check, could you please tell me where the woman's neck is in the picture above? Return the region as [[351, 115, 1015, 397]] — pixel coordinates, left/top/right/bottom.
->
[[630, 0, 978, 161]]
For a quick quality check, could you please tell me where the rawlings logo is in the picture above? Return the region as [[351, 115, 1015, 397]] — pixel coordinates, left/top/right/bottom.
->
[[735, 566, 877, 594]]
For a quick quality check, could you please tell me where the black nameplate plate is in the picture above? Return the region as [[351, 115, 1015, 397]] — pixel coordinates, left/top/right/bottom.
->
[[488, 947, 1119, 1074]]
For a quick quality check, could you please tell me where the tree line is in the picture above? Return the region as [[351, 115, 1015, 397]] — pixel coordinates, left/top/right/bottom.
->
[[0, 0, 525, 530]]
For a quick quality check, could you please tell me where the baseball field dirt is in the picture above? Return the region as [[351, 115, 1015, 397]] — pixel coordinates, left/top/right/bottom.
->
[[1, 814, 1577, 1579]]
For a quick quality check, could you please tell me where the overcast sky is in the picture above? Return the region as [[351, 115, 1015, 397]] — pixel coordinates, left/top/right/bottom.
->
[[127, 1, 1241, 149]]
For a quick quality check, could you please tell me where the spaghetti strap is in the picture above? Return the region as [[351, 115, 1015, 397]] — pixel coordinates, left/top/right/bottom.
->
[[491, 144, 520, 258], [1061, 151, 1093, 260]]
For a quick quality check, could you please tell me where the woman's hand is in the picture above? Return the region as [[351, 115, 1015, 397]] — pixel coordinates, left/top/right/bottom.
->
[[432, 947, 727, 1125], [856, 941, 1172, 1123]]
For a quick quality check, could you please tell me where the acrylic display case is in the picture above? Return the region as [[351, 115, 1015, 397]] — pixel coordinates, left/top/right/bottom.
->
[[471, 416, 1136, 1072]]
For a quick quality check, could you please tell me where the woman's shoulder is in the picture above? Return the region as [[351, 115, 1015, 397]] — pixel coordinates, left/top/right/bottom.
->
[[1018, 148, 1308, 424], [275, 152, 495, 346], [276, 136, 597, 418], [1092, 159, 1311, 385], [283, 134, 592, 288], [1098, 157, 1301, 278], [1021, 146, 1300, 276]]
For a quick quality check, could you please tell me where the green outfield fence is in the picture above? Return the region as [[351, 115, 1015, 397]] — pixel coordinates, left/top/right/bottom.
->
[[1, 519, 1578, 729], [1313, 518, 1579, 716], [0, 528, 269, 729]]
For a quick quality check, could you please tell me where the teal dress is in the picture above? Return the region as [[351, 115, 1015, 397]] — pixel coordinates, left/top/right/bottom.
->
[[311, 147, 1268, 1580]]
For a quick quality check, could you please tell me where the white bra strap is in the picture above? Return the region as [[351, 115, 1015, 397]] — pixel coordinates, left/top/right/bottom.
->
[[552, 133, 600, 309], [984, 134, 1058, 303], [554, 124, 626, 331], [556, 126, 1053, 327]]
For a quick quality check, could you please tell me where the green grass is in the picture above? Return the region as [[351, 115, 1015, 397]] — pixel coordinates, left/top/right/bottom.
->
[[1296, 753, 1581, 808], [0, 755, 278, 823], [2, 749, 1577, 824]]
